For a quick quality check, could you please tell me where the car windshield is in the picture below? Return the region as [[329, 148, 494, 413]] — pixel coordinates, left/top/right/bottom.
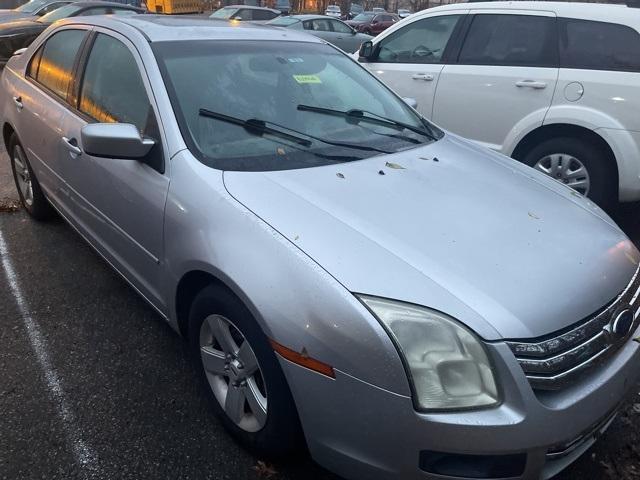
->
[[210, 7, 236, 19], [268, 16, 300, 26], [353, 13, 373, 21], [15, 0, 47, 13], [154, 40, 441, 172], [38, 3, 80, 22]]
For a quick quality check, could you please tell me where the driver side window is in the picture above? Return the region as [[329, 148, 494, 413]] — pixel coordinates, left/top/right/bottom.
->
[[376, 15, 461, 64]]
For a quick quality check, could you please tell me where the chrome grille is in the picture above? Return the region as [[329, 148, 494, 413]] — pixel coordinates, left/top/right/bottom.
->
[[507, 265, 640, 390]]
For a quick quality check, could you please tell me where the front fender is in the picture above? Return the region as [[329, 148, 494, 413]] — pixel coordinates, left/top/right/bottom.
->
[[163, 151, 411, 396]]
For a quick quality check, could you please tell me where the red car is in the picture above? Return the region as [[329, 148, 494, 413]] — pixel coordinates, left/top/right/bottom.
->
[[345, 11, 399, 35]]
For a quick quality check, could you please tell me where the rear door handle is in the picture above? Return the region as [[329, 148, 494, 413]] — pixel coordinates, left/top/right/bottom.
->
[[411, 73, 434, 81], [62, 136, 82, 156], [515, 80, 547, 89], [12, 96, 23, 110]]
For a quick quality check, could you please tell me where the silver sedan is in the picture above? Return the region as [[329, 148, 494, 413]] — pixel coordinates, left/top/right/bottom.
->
[[2, 15, 640, 480], [267, 14, 372, 52]]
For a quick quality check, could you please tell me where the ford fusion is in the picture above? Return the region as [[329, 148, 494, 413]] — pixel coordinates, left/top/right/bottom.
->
[[2, 16, 639, 480]]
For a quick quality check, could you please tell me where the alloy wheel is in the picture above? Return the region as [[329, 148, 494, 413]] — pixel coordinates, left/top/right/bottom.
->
[[533, 153, 591, 196], [199, 314, 268, 433], [12, 145, 33, 207]]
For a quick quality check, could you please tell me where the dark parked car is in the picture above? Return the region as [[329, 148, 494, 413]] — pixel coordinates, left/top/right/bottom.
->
[[345, 11, 398, 35], [209, 5, 280, 22], [0, 0, 70, 22], [0, 1, 142, 67], [267, 14, 372, 52]]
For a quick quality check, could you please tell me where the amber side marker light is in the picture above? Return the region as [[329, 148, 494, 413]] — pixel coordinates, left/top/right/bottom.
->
[[270, 339, 335, 379]]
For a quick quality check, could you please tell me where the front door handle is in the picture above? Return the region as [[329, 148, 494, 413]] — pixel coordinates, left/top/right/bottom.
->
[[411, 73, 434, 81], [62, 136, 82, 156], [12, 96, 23, 110], [515, 80, 547, 89]]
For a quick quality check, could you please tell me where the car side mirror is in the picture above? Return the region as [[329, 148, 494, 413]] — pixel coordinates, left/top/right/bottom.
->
[[232, 15, 242, 20], [371, 19, 378, 24], [359, 40, 374, 59], [81, 123, 155, 160], [12, 47, 27, 57], [402, 97, 418, 109]]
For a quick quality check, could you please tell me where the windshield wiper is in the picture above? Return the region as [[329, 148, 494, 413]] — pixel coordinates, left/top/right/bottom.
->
[[199, 108, 393, 154], [297, 104, 437, 141], [199, 109, 312, 147]]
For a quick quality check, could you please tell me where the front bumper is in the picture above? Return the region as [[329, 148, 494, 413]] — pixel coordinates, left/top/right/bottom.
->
[[278, 327, 640, 480]]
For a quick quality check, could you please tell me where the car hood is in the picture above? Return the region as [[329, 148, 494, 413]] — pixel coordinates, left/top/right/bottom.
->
[[223, 134, 638, 340]]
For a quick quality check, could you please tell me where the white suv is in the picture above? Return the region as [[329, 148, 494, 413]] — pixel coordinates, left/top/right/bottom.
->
[[357, 1, 640, 208]]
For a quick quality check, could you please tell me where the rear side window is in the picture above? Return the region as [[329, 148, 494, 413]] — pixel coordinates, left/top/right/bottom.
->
[[331, 19, 352, 34], [28, 29, 86, 99], [559, 18, 640, 72], [459, 14, 557, 67], [376, 15, 461, 64], [79, 33, 152, 133]]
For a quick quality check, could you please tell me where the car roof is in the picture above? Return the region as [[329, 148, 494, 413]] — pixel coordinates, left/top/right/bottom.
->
[[56, 15, 326, 42], [219, 4, 279, 11], [67, 0, 141, 8], [287, 14, 340, 20], [426, 1, 636, 24]]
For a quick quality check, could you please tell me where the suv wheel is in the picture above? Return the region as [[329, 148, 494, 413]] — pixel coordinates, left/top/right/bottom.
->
[[188, 284, 304, 457], [522, 136, 616, 210]]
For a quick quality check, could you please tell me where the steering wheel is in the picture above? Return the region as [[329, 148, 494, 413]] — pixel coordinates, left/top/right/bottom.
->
[[411, 44, 439, 60]]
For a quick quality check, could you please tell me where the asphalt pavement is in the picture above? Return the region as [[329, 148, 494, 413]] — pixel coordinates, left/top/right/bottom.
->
[[1, 146, 639, 480]]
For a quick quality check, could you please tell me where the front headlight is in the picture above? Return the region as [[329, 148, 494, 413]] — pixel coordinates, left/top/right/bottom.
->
[[358, 295, 499, 411]]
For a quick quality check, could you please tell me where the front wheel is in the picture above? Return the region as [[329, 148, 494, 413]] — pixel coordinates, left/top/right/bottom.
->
[[521, 136, 616, 210], [188, 284, 304, 457]]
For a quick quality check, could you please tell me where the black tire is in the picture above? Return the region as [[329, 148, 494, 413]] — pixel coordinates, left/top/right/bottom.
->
[[188, 284, 304, 458], [8, 133, 54, 220], [521, 136, 617, 211]]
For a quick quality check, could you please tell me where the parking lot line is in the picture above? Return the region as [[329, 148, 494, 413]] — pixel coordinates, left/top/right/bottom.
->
[[0, 227, 98, 478]]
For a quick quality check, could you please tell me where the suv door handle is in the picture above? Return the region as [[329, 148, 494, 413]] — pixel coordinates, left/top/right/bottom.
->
[[12, 96, 23, 110], [411, 73, 434, 81], [62, 136, 82, 156], [515, 80, 547, 89]]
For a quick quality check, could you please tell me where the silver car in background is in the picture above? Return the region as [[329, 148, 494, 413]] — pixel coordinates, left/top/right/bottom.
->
[[2, 15, 640, 480], [267, 14, 372, 52]]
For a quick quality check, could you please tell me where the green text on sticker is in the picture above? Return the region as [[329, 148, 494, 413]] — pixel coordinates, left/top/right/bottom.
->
[[293, 74, 322, 84]]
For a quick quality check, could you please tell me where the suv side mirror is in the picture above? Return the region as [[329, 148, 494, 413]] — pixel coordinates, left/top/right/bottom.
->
[[81, 123, 155, 160], [359, 40, 374, 59]]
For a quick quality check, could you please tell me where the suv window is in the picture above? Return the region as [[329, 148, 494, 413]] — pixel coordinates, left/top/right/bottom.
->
[[252, 9, 276, 20], [28, 29, 86, 99], [559, 18, 640, 72], [377, 15, 461, 64], [459, 14, 557, 67], [79, 33, 152, 133]]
